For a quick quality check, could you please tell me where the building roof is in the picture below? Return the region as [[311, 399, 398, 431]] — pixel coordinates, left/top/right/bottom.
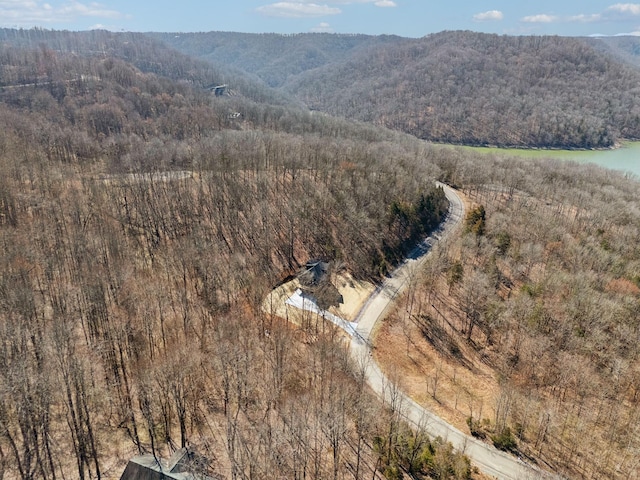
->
[[298, 260, 329, 286], [119, 448, 216, 480]]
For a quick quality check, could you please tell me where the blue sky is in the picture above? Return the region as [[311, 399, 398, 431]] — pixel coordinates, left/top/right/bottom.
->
[[1, 1, 640, 37]]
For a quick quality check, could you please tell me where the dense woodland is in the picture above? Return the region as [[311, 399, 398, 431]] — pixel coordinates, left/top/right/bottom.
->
[[159, 31, 640, 149], [0, 30, 468, 480], [587, 35, 640, 69], [392, 152, 640, 478], [3, 26, 640, 480], [149, 31, 404, 89], [0, 28, 298, 108]]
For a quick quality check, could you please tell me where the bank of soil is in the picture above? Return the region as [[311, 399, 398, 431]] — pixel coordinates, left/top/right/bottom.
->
[[262, 272, 375, 326]]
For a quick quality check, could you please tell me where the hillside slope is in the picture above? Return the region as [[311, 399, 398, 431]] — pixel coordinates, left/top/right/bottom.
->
[[0, 28, 297, 106], [380, 150, 640, 479], [287, 31, 640, 148], [157, 30, 640, 149], [0, 29, 470, 480], [149, 31, 405, 88], [586, 35, 640, 69]]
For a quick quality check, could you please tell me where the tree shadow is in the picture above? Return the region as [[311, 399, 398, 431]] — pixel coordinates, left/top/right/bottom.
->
[[415, 314, 474, 371]]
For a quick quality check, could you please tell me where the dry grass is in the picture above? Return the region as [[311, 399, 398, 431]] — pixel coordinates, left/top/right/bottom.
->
[[373, 291, 502, 437], [373, 188, 640, 479]]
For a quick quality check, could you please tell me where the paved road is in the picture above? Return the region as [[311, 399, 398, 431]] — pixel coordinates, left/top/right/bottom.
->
[[350, 183, 559, 480]]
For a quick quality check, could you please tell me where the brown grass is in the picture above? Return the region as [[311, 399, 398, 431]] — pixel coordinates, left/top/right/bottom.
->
[[373, 290, 502, 437]]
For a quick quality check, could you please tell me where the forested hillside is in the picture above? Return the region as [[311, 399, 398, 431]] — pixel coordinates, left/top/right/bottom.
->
[[5, 27, 640, 480], [149, 31, 405, 88], [379, 150, 640, 478], [0, 28, 298, 107], [587, 35, 640, 69], [159, 30, 640, 149], [0, 29, 471, 480]]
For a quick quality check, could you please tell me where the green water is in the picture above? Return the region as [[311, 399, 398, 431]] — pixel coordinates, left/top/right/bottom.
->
[[457, 142, 640, 178]]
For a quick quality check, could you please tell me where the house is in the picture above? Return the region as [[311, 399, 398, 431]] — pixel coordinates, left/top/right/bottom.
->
[[298, 260, 329, 286], [210, 84, 227, 96], [119, 448, 218, 480], [297, 260, 343, 310]]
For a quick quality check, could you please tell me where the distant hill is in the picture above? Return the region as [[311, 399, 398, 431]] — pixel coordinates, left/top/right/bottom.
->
[[585, 35, 640, 69], [148, 31, 405, 88], [156, 30, 640, 149], [0, 28, 297, 107]]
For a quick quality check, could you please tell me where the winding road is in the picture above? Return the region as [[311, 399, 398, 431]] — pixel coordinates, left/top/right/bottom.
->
[[350, 183, 559, 480]]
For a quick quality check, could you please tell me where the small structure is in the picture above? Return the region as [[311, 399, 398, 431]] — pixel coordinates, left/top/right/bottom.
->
[[119, 448, 217, 480], [208, 84, 227, 97]]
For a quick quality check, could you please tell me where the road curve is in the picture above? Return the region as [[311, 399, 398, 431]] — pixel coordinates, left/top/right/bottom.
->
[[350, 183, 558, 480]]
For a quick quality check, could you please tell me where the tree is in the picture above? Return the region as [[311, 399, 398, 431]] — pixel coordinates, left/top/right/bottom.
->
[[458, 269, 493, 341], [464, 205, 486, 237], [447, 261, 464, 294]]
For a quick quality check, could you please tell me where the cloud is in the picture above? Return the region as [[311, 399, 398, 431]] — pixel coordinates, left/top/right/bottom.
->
[[256, 0, 396, 18], [607, 3, 640, 15], [256, 2, 341, 18], [521, 4, 640, 31], [473, 10, 503, 22], [521, 14, 558, 23], [374, 0, 397, 7], [569, 13, 602, 23], [313, 0, 395, 4], [569, 4, 640, 23], [310, 21, 333, 32], [0, 1, 127, 27]]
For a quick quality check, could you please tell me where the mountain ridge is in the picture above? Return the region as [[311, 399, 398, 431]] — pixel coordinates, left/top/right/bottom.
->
[[154, 30, 640, 149]]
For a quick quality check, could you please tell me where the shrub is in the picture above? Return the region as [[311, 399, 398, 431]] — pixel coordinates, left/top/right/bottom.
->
[[466, 417, 485, 439], [464, 205, 486, 236], [491, 426, 517, 452]]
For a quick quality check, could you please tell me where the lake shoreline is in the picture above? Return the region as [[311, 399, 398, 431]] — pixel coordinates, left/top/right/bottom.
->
[[435, 141, 640, 177], [430, 140, 640, 153]]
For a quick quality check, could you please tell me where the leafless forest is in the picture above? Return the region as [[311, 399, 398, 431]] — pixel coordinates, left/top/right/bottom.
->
[[2, 28, 640, 480], [0, 30, 472, 480], [157, 31, 640, 149], [385, 152, 640, 478]]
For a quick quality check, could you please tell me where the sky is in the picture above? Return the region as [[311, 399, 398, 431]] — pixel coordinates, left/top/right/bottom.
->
[[1, 1, 640, 37]]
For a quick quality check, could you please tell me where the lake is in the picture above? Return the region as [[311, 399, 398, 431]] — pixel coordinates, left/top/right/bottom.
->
[[458, 142, 640, 178]]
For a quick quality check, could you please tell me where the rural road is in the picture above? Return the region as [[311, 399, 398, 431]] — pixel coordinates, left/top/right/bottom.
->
[[350, 183, 558, 480]]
